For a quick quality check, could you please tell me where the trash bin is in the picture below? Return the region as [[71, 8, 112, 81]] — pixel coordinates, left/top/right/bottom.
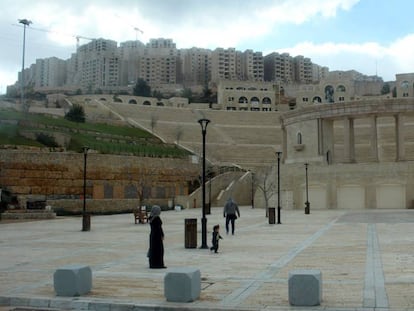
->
[[268, 207, 276, 224], [205, 203, 211, 215], [82, 213, 91, 231], [185, 218, 197, 248]]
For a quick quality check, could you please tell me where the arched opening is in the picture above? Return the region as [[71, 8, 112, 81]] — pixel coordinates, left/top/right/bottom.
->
[[325, 85, 334, 103], [128, 99, 137, 104], [250, 97, 260, 111], [143, 101, 151, 106], [312, 96, 322, 103], [336, 85, 346, 92], [238, 96, 248, 104], [250, 97, 259, 104], [262, 97, 271, 105], [402, 80, 410, 97]]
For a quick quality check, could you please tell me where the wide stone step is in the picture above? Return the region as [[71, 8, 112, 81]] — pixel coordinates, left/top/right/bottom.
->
[[2, 210, 56, 220]]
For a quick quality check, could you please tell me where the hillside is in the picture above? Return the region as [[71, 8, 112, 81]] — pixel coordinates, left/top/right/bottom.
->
[[68, 95, 283, 170], [0, 107, 191, 158]]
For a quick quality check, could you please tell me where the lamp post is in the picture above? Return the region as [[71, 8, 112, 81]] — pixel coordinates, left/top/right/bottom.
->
[[250, 170, 255, 209], [276, 152, 282, 224], [82, 146, 90, 231], [18, 18, 32, 112], [304, 163, 310, 214], [208, 170, 212, 213], [198, 118, 210, 249]]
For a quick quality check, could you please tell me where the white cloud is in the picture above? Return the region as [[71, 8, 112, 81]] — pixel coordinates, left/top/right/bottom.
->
[[0, 71, 17, 94], [160, 0, 361, 49], [12, 0, 361, 50], [1, 0, 412, 91], [387, 34, 414, 75], [256, 0, 359, 24], [276, 34, 414, 81]]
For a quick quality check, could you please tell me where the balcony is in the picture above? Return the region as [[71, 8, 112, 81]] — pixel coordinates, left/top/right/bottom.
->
[[294, 144, 304, 151]]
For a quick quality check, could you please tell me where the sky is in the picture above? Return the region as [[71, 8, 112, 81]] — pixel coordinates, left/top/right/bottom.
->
[[1, 0, 414, 94]]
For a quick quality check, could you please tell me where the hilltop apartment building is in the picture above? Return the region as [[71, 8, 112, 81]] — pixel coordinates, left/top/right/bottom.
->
[[12, 38, 328, 95]]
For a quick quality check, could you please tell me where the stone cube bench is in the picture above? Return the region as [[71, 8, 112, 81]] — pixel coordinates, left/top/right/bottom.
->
[[53, 265, 92, 296], [288, 269, 322, 306], [164, 267, 200, 302]]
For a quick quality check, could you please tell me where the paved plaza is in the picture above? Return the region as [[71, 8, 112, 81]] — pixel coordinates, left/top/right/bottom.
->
[[1, 206, 414, 311]]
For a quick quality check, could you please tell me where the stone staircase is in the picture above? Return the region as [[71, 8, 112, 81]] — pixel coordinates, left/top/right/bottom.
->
[[100, 102, 282, 170]]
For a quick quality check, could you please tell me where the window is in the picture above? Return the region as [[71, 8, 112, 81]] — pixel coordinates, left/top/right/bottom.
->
[[297, 132, 302, 145], [104, 184, 113, 199], [262, 97, 271, 105], [124, 184, 138, 199], [337, 85, 346, 92], [312, 96, 322, 103], [325, 85, 335, 103]]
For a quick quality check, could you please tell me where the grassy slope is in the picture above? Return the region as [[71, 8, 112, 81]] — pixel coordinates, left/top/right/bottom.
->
[[0, 109, 191, 158]]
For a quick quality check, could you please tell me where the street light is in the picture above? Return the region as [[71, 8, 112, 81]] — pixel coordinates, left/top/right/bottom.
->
[[198, 118, 210, 249], [250, 170, 255, 209], [82, 146, 90, 231], [276, 152, 282, 224], [305, 163, 310, 214], [208, 169, 212, 214], [18, 18, 32, 113]]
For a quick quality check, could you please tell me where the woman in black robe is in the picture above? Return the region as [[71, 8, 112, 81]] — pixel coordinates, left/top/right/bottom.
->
[[148, 205, 166, 268]]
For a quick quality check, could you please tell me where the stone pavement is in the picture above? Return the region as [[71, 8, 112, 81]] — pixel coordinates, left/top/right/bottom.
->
[[1, 207, 414, 311]]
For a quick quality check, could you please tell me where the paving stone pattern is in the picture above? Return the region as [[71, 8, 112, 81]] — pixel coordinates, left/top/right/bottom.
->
[[1, 208, 414, 311]]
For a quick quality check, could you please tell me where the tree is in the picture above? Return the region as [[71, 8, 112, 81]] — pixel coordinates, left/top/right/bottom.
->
[[255, 167, 276, 217], [199, 86, 213, 103], [181, 88, 193, 103], [152, 90, 164, 100], [126, 166, 157, 210], [36, 133, 59, 148], [175, 126, 183, 146], [65, 104, 85, 123], [381, 83, 390, 95], [133, 78, 151, 97], [150, 113, 158, 133]]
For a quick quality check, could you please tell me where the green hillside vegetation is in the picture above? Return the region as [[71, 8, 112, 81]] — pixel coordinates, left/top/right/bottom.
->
[[0, 109, 191, 158]]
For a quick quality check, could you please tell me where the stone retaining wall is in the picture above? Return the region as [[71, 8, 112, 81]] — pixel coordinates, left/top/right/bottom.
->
[[0, 149, 199, 214]]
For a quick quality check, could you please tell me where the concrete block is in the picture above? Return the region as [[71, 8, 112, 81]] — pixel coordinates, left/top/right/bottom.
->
[[53, 265, 92, 296], [164, 267, 200, 302], [288, 269, 322, 306]]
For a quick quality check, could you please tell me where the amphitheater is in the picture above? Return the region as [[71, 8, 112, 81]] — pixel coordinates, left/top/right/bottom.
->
[[56, 94, 414, 211]]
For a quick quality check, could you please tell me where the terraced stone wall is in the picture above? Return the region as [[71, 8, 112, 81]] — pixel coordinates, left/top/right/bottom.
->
[[0, 148, 198, 213]]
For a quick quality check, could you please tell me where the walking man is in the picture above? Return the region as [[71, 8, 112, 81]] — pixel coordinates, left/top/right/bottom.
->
[[223, 197, 240, 235]]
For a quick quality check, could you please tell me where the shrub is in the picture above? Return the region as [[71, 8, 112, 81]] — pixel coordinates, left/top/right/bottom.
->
[[65, 104, 85, 123], [36, 133, 59, 147]]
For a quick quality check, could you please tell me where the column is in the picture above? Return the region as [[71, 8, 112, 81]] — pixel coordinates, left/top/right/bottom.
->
[[343, 117, 355, 163], [395, 114, 405, 161], [370, 116, 379, 162]]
